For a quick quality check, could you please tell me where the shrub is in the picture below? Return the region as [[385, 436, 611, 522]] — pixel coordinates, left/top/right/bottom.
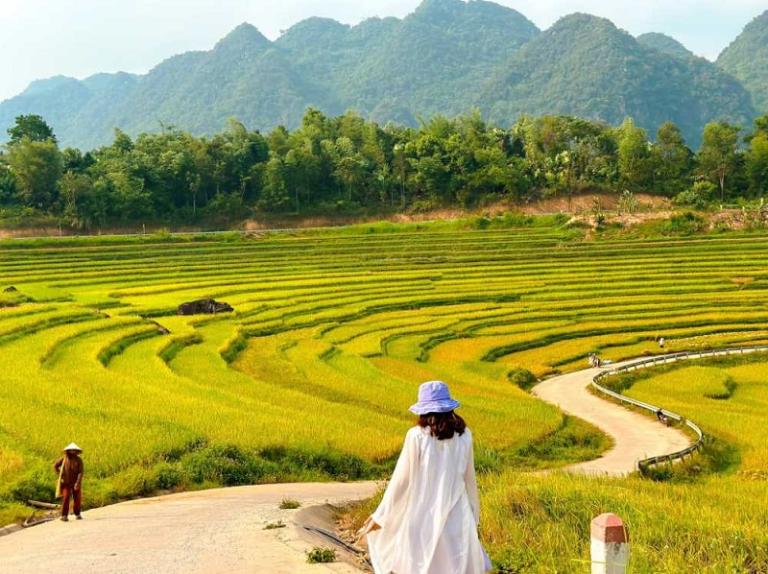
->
[[259, 446, 373, 481], [499, 212, 534, 227], [180, 445, 278, 486], [549, 213, 570, 226], [110, 466, 157, 498], [507, 368, 537, 391], [674, 181, 717, 209], [473, 216, 492, 230], [8, 468, 55, 503], [264, 521, 286, 530], [660, 211, 706, 235], [473, 213, 535, 229], [153, 462, 185, 490], [306, 547, 336, 563], [0, 501, 33, 526], [279, 498, 301, 510]]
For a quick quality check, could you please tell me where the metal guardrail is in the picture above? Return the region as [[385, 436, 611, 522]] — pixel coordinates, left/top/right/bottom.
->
[[591, 345, 768, 473]]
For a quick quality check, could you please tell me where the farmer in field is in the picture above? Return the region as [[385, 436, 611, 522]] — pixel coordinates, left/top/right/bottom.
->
[[54, 443, 84, 522], [362, 381, 491, 573]]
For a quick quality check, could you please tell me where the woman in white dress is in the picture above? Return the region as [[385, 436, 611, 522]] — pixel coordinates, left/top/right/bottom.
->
[[363, 381, 492, 574]]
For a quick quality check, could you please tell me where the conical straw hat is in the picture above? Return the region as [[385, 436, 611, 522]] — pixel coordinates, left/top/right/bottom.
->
[[62, 442, 82, 452]]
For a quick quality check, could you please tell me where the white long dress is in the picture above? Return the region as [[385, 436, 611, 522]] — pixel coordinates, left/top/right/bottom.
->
[[367, 426, 491, 574]]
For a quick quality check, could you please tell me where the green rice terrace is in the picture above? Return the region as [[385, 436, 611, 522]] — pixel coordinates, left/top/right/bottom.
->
[[2, 217, 768, 572]]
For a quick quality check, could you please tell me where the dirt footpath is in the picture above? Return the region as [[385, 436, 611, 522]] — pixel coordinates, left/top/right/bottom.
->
[[0, 482, 378, 574], [533, 365, 691, 476]]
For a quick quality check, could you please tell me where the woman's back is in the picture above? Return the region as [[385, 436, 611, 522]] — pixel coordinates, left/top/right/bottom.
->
[[368, 425, 487, 574], [407, 425, 474, 518]]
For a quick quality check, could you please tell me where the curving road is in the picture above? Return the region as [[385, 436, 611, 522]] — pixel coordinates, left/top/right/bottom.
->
[[533, 362, 691, 476]]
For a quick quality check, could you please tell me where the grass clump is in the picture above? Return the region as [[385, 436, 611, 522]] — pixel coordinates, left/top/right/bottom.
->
[[280, 498, 301, 510], [0, 501, 31, 527], [264, 520, 286, 530]]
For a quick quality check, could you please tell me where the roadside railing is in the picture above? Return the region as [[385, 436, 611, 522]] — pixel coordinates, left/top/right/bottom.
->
[[591, 345, 768, 473]]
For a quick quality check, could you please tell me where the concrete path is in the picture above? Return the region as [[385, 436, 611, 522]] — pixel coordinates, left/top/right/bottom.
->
[[0, 482, 378, 574], [533, 363, 691, 476]]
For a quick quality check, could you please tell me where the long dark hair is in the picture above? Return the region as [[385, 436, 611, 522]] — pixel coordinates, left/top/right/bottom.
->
[[418, 411, 466, 440]]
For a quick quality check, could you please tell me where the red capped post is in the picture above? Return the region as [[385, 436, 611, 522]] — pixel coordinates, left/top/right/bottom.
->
[[591, 513, 629, 573]]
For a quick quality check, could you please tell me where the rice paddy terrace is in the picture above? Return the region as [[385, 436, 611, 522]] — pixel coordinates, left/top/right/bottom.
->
[[2, 220, 768, 571]]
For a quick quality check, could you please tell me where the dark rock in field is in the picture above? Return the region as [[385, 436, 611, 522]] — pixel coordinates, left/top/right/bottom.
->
[[177, 299, 234, 316], [3, 286, 18, 293]]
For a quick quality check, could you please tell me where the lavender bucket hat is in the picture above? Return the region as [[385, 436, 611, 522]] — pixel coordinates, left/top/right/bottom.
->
[[409, 381, 460, 415]]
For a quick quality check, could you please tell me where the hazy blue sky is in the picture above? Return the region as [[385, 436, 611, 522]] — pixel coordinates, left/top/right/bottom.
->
[[0, 0, 765, 102]]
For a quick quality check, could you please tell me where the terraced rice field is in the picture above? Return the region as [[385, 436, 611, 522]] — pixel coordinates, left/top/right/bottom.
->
[[620, 359, 768, 474], [2, 220, 768, 571]]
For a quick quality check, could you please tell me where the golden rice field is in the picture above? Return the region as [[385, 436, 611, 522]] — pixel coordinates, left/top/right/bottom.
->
[[2, 217, 768, 572]]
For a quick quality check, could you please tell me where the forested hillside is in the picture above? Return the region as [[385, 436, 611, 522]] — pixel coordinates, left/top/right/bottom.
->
[[274, 0, 540, 123], [718, 10, 768, 114], [0, 0, 763, 149], [481, 14, 754, 148]]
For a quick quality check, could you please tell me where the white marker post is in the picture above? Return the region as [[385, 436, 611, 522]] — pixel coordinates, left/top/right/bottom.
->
[[591, 513, 629, 574]]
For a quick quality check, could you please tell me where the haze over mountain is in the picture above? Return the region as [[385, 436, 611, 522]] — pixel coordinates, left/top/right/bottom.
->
[[636, 32, 695, 60], [0, 0, 763, 150]]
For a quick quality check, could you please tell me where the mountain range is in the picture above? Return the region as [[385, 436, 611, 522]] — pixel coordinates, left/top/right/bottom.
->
[[1, 0, 765, 150]]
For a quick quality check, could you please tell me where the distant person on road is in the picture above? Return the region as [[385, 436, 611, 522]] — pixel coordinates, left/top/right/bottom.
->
[[363, 381, 491, 574], [656, 409, 669, 426], [54, 443, 84, 522]]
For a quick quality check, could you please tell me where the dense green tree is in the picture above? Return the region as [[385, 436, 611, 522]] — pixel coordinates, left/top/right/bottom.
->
[[7, 114, 57, 145], [651, 122, 693, 196], [7, 138, 63, 208], [698, 122, 741, 201], [62, 147, 95, 173], [261, 155, 292, 211], [60, 171, 96, 228], [515, 115, 617, 205], [617, 119, 653, 192], [746, 133, 768, 196], [0, 160, 18, 205], [752, 115, 768, 139]]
